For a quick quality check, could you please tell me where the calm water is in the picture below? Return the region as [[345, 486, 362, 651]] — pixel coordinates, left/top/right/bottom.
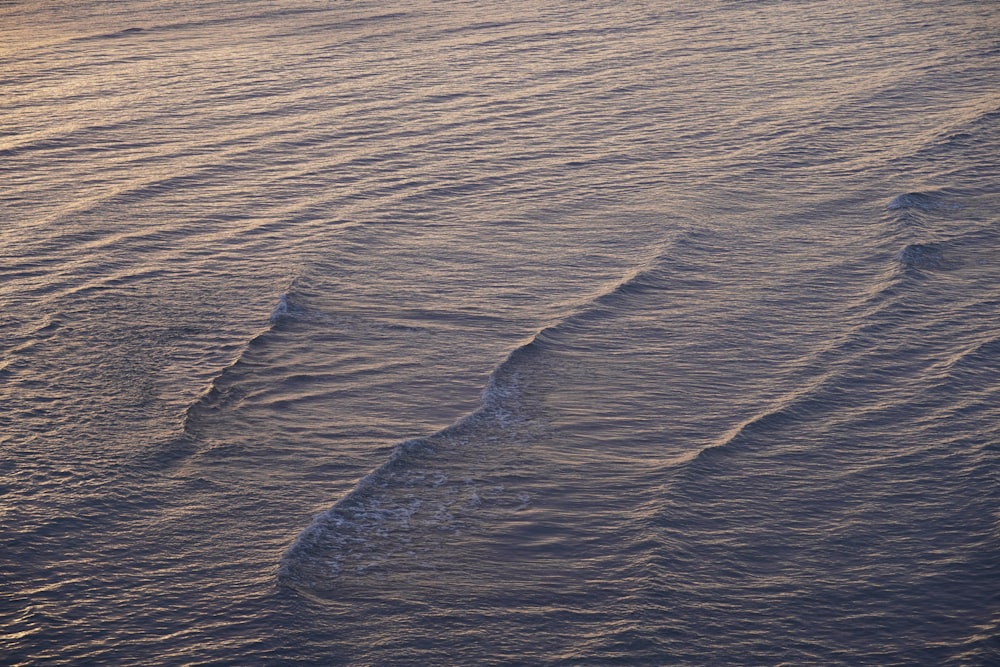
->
[[2, 0, 998, 664]]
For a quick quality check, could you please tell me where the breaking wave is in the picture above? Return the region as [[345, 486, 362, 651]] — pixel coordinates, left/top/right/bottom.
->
[[277, 344, 537, 588], [276, 245, 688, 590]]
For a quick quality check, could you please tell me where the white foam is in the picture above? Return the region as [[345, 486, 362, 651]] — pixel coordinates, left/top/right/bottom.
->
[[268, 293, 291, 324]]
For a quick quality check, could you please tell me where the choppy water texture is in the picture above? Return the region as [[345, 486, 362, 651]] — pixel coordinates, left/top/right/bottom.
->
[[2, 0, 999, 664]]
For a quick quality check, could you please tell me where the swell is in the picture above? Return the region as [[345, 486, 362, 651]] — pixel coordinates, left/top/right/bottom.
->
[[277, 207, 939, 587], [283, 183, 984, 585], [140, 7, 412, 42], [677, 189, 981, 470]]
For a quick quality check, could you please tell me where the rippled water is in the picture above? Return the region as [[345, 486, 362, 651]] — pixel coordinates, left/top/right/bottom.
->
[[2, 0, 998, 664]]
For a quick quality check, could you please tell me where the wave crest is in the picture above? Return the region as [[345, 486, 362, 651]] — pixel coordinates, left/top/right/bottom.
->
[[277, 344, 539, 590]]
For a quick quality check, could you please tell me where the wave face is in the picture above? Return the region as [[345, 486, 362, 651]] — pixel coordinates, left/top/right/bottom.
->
[[3, 0, 999, 665]]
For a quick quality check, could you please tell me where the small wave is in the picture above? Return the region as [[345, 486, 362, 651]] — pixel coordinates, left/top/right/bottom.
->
[[560, 236, 709, 326], [166, 285, 300, 455], [939, 335, 1000, 380], [679, 371, 838, 470]]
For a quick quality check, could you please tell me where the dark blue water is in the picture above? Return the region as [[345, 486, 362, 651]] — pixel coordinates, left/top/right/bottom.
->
[[2, 0, 998, 664]]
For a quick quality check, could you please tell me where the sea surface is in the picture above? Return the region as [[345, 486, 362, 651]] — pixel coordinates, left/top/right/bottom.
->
[[2, 0, 998, 664]]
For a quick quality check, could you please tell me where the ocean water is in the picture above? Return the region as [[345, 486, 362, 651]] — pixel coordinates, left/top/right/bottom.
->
[[2, 0, 998, 664]]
